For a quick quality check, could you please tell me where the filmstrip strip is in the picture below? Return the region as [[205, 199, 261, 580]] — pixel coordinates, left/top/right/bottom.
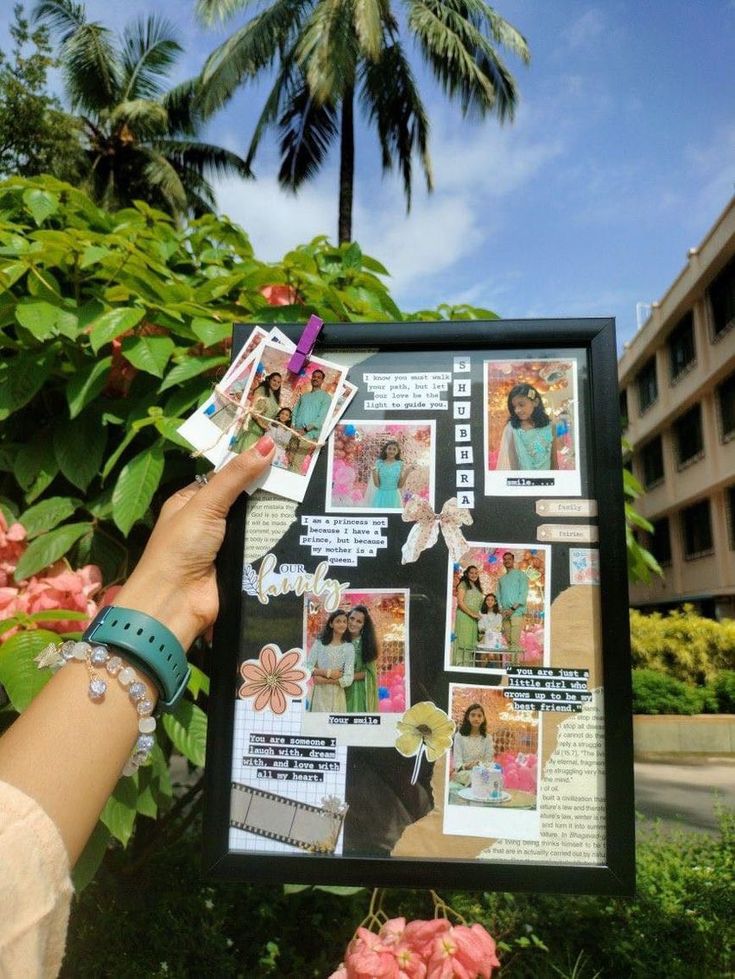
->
[[453, 356, 474, 509], [229, 781, 347, 853]]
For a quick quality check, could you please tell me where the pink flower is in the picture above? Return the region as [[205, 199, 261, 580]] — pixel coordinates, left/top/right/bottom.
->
[[403, 920, 451, 958], [238, 644, 306, 713], [426, 925, 499, 979], [0, 511, 27, 586], [328, 967, 349, 979], [16, 561, 103, 633], [260, 283, 299, 306]]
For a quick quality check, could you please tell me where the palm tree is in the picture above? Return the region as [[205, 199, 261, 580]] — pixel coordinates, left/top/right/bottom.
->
[[33, 0, 251, 217], [195, 0, 529, 243]]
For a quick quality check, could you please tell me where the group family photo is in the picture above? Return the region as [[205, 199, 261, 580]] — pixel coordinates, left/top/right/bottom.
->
[[447, 544, 550, 673]]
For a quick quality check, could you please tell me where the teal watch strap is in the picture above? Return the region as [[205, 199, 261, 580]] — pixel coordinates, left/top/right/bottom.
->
[[83, 606, 190, 712]]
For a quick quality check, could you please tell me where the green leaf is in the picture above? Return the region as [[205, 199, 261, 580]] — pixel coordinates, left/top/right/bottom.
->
[[191, 317, 232, 347], [101, 427, 139, 481], [135, 768, 159, 818], [80, 245, 110, 268], [120, 334, 175, 378], [65, 357, 112, 419], [314, 885, 366, 896], [71, 821, 111, 892], [89, 307, 145, 353], [162, 699, 208, 768], [0, 629, 58, 711], [187, 664, 210, 700], [19, 496, 82, 539], [22, 188, 59, 225], [53, 411, 107, 491], [159, 354, 228, 392], [149, 741, 172, 799], [15, 300, 60, 340], [283, 884, 311, 895], [0, 347, 56, 421], [74, 527, 128, 583], [13, 522, 93, 581], [112, 443, 165, 535], [100, 777, 138, 847], [13, 435, 59, 502], [0, 260, 28, 291], [154, 416, 193, 449]]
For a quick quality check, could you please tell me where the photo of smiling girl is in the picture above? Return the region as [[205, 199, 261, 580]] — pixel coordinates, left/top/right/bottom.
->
[[484, 358, 581, 497], [372, 441, 416, 508], [306, 610, 355, 713]]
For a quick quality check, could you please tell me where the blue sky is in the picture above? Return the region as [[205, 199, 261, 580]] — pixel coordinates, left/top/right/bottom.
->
[[2, 0, 734, 347]]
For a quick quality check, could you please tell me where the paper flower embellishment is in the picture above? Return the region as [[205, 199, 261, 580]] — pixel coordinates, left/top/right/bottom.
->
[[238, 644, 306, 714], [401, 497, 473, 565], [395, 701, 456, 784]]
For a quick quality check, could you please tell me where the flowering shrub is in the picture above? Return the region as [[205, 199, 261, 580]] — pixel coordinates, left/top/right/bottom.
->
[[330, 916, 500, 979]]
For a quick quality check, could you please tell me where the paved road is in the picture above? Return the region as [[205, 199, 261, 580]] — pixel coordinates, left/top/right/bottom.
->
[[634, 755, 735, 835]]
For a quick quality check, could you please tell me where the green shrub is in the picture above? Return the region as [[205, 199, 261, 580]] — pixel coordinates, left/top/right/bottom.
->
[[713, 671, 735, 713], [630, 606, 735, 685], [60, 812, 735, 978], [632, 668, 706, 715]]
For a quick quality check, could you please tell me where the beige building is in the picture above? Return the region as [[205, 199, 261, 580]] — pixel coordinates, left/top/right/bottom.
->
[[618, 195, 735, 618]]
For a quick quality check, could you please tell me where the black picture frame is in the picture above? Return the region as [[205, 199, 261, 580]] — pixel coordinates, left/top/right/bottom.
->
[[203, 318, 635, 896]]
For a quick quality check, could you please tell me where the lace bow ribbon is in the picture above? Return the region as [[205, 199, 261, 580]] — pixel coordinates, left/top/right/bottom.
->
[[401, 496, 473, 564]]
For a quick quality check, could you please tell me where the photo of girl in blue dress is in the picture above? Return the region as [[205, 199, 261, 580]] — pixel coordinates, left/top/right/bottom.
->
[[496, 383, 558, 471], [371, 441, 416, 508]]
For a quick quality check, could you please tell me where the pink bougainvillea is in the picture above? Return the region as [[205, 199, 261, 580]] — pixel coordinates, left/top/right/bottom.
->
[[0, 510, 27, 587], [14, 561, 103, 633]]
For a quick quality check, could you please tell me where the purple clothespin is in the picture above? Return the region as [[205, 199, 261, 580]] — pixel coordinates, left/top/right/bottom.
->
[[287, 315, 324, 373]]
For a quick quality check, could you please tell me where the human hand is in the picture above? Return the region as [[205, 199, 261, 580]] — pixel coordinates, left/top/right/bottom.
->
[[112, 436, 275, 651]]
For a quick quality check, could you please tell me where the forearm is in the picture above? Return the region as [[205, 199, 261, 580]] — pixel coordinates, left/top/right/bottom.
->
[[0, 653, 157, 867]]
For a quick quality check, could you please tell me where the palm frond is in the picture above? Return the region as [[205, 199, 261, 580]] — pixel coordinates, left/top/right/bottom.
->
[[161, 78, 205, 136], [195, 0, 259, 27], [359, 41, 432, 209], [32, 0, 86, 41], [474, 0, 530, 64], [277, 80, 339, 189], [141, 151, 189, 215], [406, 0, 522, 118], [199, 0, 308, 115], [352, 0, 388, 61], [121, 16, 182, 101], [35, 0, 121, 113], [245, 61, 297, 168], [152, 140, 253, 181], [108, 100, 169, 139], [297, 0, 361, 101]]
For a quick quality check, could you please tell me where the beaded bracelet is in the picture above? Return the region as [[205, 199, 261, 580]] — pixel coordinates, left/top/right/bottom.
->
[[36, 639, 157, 777]]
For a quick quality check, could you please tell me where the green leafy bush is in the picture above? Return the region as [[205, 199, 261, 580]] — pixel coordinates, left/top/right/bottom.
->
[[59, 813, 735, 978], [630, 606, 735, 685], [632, 668, 710, 715], [712, 671, 735, 713]]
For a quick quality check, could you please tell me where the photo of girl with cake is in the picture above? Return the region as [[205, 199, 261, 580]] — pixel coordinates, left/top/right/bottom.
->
[[326, 420, 435, 513], [452, 704, 495, 786], [446, 685, 539, 815], [484, 358, 581, 497], [306, 610, 355, 713], [445, 544, 551, 674], [303, 589, 409, 731]]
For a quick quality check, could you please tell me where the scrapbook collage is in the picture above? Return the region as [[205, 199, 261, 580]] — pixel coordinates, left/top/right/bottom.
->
[[187, 320, 632, 890]]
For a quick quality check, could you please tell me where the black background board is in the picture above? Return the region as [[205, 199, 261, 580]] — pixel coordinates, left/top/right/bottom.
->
[[203, 318, 635, 895]]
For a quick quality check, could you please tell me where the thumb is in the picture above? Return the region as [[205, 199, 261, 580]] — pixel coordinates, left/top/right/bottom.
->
[[195, 436, 275, 517]]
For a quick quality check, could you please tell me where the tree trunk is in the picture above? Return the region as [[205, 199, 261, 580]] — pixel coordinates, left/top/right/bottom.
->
[[338, 85, 355, 244]]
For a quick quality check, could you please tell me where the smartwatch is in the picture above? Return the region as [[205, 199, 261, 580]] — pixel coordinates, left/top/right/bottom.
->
[[84, 606, 191, 712]]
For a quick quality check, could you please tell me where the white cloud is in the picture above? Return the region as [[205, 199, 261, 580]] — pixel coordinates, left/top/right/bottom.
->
[[562, 8, 607, 50]]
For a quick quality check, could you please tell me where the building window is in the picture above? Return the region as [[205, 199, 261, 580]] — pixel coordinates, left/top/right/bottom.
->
[[640, 436, 664, 488], [650, 516, 672, 566], [727, 486, 735, 549], [681, 499, 713, 558], [619, 389, 628, 430], [667, 312, 695, 381], [674, 404, 703, 467], [718, 372, 735, 441], [636, 357, 658, 414], [709, 254, 735, 340]]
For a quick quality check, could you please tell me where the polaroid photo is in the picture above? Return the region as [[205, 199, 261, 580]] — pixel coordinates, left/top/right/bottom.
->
[[445, 542, 551, 677], [324, 380, 358, 439], [228, 342, 349, 501], [443, 683, 541, 840], [325, 420, 436, 514], [484, 358, 581, 497], [178, 326, 295, 469], [300, 589, 410, 747]]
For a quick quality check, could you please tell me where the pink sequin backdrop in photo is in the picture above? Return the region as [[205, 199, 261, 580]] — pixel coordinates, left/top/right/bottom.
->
[[330, 422, 433, 507]]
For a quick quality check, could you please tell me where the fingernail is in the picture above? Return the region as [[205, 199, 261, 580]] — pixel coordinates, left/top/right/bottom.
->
[[255, 435, 275, 456]]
